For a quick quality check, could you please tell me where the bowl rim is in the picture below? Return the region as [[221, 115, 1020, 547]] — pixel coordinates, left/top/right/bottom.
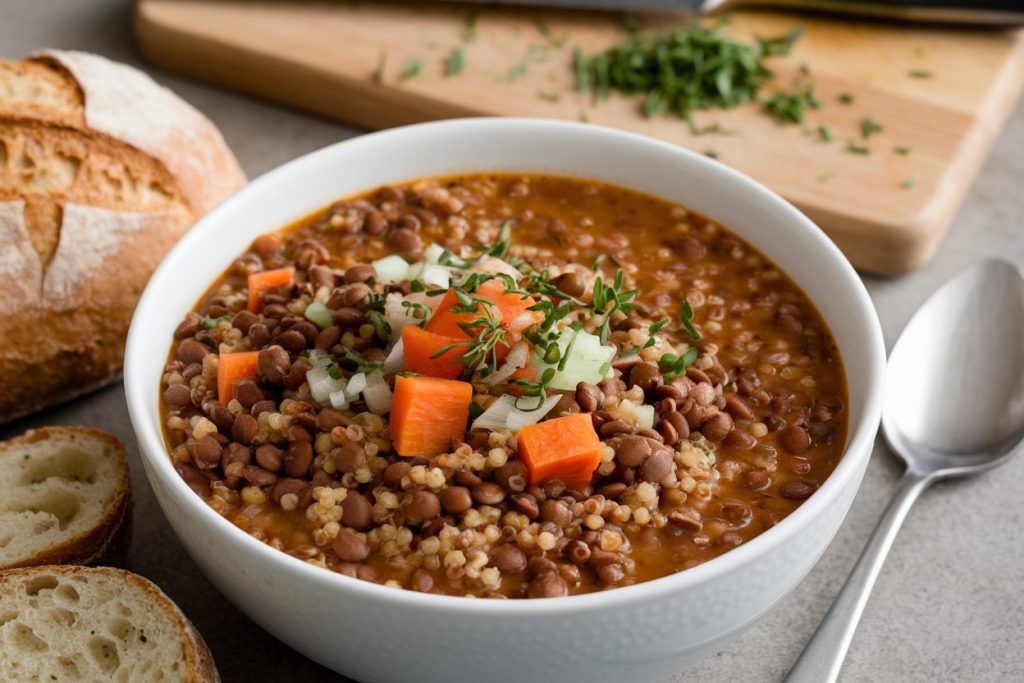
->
[[125, 117, 885, 616]]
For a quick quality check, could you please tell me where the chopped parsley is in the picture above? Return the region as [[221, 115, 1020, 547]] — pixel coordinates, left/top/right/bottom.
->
[[893, 146, 912, 156], [837, 93, 854, 104], [908, 69, 933, 79], [400, 58, 424, 81], [845, 141, 870, 155], [575, 25, 803, 121], [464, 13, 478, 42], [679, 299, 700, 341], [816, 125, 834, 142], [860, 116, 883, 139], [201, 315, 231, 329], [445, 46, 465, 77], [762, 84, 820, 124], [900, 177, 916, 190]]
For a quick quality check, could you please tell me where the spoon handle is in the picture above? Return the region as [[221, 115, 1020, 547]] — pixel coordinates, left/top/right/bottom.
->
[[784, 470, 933, 683]]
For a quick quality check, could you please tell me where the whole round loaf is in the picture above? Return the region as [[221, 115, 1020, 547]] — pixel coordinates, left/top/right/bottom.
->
[[0, 50, 246, 423]]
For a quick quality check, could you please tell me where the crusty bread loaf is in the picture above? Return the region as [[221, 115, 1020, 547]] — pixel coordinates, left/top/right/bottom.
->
[[0, 565, 219, 682], [0, 51, 246, 423], [0, 427, 131, 570]]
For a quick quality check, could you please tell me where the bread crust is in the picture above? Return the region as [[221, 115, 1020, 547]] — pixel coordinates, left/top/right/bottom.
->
[[0, 565, 221, 683], [0, 51, 246, 423], [0, 426, 132, 570]]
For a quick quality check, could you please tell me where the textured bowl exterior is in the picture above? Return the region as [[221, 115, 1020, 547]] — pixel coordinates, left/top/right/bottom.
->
[[126, 119, 885, 683]]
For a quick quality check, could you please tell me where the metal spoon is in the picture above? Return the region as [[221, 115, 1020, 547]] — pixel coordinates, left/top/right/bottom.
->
[[785, 259, 1024, 683]]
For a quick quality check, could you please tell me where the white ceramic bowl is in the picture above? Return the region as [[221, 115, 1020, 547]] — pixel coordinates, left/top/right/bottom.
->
[[125, 118, 885, 683]]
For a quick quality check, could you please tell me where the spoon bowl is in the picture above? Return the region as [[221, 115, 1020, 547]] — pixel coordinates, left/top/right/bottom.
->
[[884, 259, 1024, 476], [787, 259, 1024, 683]]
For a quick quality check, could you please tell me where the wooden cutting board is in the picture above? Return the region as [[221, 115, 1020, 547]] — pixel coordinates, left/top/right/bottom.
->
[[134, 0, 1024, 275]]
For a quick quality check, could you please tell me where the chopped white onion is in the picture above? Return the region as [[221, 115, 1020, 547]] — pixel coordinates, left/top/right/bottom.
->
[[345, 372, 367, 401], [481, 341, 530, 386], [471, 394, 562, 433], [423, 242, 447, 264], [528, 329, 616, 391], [420, 264, 451, 289], [371, 255, 410, 284], [383, 338, 405, 374], [329, 389, 349, 410], [307, 365, 346, 405], [308, 349, 333, 369], [304, 301, 332, 329], [507, 394, 562, 431], [363, 372, 394, 414], [469, 256, 523, 281]]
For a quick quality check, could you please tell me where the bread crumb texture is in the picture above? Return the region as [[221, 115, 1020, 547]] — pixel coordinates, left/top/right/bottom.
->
[[0, 567, 212, 682], [0, 427, 128, 569]]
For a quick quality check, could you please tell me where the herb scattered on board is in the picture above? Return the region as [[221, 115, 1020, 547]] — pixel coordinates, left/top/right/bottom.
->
[[400, 58, 424, 81], [815, 125, 834, 142], [503, 45, 548, 82], [574, 25, 804, 122], [845, 140, 870, 155], [837, 92, 854, 104], [464, 13, 478, 42], [373, 51, 387, 83], [445, 46, 465, 77], [537, 91, 561, 102], [860, 115, 883, 139], [690, 121, 737, 136], [704, 149, 720, 159], [762, 84, 820, 124], [893, 146, 912, 156], [816, 170, 835, 183], [536, 19, 568, 48], [908, 69, 933, 79], [900, 177, 916, 190]]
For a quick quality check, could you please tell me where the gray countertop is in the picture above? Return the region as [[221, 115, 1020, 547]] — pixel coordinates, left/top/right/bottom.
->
[[3, 1, 1023, 681]]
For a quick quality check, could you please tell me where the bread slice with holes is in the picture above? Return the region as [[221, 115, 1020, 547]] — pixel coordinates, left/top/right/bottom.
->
[[0, 50, 246, 423], [0, 427, 131, 570], [0, 565, 219, 682]]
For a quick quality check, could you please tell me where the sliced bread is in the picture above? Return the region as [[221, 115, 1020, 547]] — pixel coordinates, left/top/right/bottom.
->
[[0, 565, 219, 682], [0, 427, 131, 570]]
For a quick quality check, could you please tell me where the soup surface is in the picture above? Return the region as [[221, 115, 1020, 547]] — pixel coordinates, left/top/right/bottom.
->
[[160, 174, 847, 598]]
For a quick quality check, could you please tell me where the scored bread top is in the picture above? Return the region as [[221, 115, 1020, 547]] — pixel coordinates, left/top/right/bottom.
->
[[0, 565, 219, 682], [0, 427, 131, 570]]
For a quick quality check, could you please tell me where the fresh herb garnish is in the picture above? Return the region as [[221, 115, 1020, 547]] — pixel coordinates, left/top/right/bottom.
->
[[689, 121, 737, 136], [860, 115, 883, 139], [367, 310, 391, 342], [575, 25, 803, 121], [400, 58, 424, 81], [445, 46, 465, 77], [704, 149, 720, 159], [401, 300, 432, 322], [845, 141, 870, 155], [900, 177, 916, 190], [590, 254, 607, 271], [591, 270, 638, 344], [893, 146, 911, 156], [908, 69, 933, 79], [503, 45, 547, 82], [658, 347, 699, 381], [816, 125, 834, 142], [679, 299, 700, 341], [837, 92, 854, 104], [468, 401, 484, 419], [535, 19, 568, 48], [537, 91, 561, 102], [201, 315, 231, 329], [464, 13, 478, 42], [816, 170, 836, 183], [762, 84, 820, 124], [515, 367, 557, 410]]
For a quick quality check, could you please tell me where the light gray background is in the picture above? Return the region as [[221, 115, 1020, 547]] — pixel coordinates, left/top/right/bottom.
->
[[2, 1, 1022, 681]]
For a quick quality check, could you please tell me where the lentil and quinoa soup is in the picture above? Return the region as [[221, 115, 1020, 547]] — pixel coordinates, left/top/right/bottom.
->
[[161, 174, 847, 599]]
